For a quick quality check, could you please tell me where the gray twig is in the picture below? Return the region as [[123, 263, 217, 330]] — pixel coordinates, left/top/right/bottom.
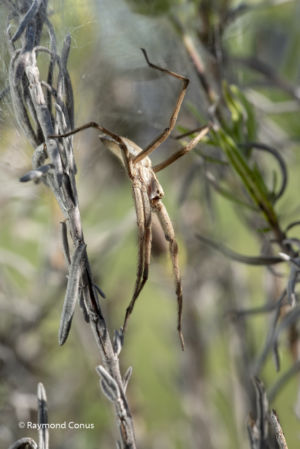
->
[[4, 1, 137, 448], [37, 382, 49, 449], [270, 410, 288, 449], [248, 378, 289, 449]]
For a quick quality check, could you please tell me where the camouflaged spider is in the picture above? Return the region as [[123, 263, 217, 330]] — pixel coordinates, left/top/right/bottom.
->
[[50, 49, 209, 349]]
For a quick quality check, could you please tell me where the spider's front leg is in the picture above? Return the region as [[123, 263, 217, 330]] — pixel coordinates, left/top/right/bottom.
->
[[152, 199, 185, 350], [122, 181, 152, 334]]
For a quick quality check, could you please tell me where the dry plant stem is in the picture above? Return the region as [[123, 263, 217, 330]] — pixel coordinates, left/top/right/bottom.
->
[[37, 382, 49, 449], [5, 2, 136, 448], [249, 379, 289, 448], [270, 410, 288, 449]]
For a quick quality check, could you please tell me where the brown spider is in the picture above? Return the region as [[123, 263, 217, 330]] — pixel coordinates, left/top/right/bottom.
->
[[50, 49, 209, 349]]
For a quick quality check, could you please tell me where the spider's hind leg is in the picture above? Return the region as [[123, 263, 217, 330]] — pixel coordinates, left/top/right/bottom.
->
[[122, 184, 152, 334], [135, 188, 152, 299], [153, 199, 184, 350]]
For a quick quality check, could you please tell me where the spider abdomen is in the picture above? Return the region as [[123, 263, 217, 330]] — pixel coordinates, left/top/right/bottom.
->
[[148, 172, 164, 202]]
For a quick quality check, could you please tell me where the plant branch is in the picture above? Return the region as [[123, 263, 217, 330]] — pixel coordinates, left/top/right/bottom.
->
[[4, 1, 136, 447]]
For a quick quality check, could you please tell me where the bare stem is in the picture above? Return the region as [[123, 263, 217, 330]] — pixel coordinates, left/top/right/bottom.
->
[[4, 2, 136, 448]]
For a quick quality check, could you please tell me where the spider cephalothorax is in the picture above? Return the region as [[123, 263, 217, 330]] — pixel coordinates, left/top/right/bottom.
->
[[50, 49, 209, 349]]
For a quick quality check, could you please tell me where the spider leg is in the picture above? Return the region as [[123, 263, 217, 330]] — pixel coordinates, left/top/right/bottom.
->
[[49, 121, 119, 142], [48, 121, 131, 170], [123, 184, 152, 334], [133, 49, 189, 164], [153, 125, 210, 172], [134, 189, 152, 298], [153, 199, 184, 350], [131, 185, 146, 300]]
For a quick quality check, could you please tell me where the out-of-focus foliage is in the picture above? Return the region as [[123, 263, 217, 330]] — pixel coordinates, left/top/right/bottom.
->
[[125, 0, 180, 16]]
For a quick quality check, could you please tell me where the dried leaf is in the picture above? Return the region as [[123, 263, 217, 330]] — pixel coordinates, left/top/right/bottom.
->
[[96, 365, 120, 402], [20, 164, 53, 182], [37, 383, 49, 449], [123, 366, 133, 392], [59, 243, 86, 345]]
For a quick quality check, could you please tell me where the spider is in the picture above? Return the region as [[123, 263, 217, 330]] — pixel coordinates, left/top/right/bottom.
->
[[50, 49, 209, 349]]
